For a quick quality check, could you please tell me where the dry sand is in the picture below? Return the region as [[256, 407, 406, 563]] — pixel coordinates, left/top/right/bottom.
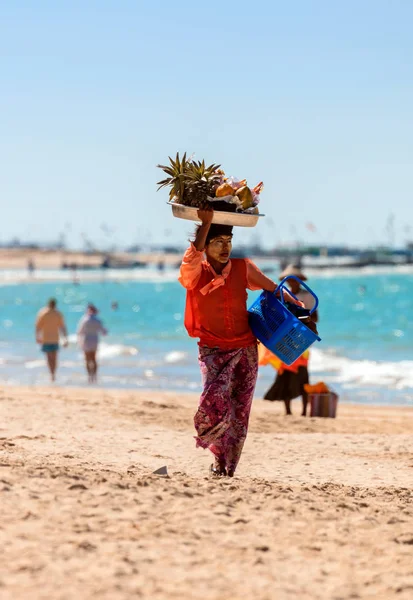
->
[[1, 385, 412, 600]]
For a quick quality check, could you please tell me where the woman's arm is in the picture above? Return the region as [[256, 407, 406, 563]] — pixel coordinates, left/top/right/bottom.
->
[[178, 207, 213, 290], [193, 207, 213, 250], [59, 313, 69, 347], [246, 260, 277, 293], [246, 260, 304, 306], [35, 313, 43, 343], [99, 320, 108, 335]]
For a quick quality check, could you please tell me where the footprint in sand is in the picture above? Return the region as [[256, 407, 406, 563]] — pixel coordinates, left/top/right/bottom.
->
[[68, 483, 88, 490], [394, 533, 413, 545]]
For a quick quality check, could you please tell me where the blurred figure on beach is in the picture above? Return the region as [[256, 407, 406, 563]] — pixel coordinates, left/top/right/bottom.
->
[[35, 298, 68, 382], [261, 264, 318, 416], [70, 263, 79, 285], [27, 258, 35, 277], [77, 304, 108, 383]]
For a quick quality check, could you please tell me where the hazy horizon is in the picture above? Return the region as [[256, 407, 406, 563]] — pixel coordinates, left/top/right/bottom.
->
[[2, 1, 413, 250]]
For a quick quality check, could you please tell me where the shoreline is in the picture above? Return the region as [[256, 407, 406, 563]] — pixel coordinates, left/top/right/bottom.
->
[[3, 249, 413, 283], [0, 248, 183, 270], [1, 380, 413, 409], [3, 264, 413, 286]]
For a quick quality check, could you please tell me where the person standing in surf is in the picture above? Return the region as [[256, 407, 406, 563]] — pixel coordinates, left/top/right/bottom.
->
[[35, 298, 68, 382], [179, 206, 302, 477], [77, 304, 108, 383]]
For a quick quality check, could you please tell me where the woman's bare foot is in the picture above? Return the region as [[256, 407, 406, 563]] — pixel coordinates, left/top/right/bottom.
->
[[210, 457, 226, 476]]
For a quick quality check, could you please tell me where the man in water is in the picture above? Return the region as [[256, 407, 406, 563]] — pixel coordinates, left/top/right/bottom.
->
[[35, 298, 68, 381]]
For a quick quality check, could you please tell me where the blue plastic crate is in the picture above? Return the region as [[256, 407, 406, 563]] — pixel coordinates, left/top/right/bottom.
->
[[248, 276, 321, 365]]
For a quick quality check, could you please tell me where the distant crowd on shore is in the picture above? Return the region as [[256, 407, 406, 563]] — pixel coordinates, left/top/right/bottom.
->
[[27, 257, 174, 276]]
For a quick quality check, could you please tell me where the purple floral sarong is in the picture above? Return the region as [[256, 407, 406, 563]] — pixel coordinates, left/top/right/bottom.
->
[[194, 344, 258, 474]]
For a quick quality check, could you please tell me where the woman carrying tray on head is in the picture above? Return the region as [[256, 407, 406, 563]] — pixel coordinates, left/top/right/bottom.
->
[[179, 206, 303, 477]]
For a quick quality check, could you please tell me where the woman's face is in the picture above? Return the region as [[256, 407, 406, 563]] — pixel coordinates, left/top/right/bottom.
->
[[205, 235, 233, 264]]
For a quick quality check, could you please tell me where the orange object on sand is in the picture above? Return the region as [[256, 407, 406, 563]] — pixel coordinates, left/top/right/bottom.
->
[[304, 381, 330, 394]]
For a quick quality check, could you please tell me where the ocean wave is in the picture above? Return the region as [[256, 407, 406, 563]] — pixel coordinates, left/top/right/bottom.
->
[[311, 348, 413, 389], [98, 343, 139, 359], [65, 336, 139, 359], [164, 351, 188, 363], [3, 333, 412, 398], [4, 263, 413, 286], [24, 359, 45, 369]]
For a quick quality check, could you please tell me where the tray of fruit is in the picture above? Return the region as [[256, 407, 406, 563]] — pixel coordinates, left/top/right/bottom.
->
[[167, 200, 263, 227], [157, 153, 265, 227]]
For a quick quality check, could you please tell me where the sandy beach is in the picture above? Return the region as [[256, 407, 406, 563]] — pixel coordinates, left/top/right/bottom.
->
[[0, 386, 412, 599]]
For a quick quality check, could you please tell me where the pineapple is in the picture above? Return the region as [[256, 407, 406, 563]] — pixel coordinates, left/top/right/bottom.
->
[[156, 153, 189, 203], [183, 160, 221, 207]]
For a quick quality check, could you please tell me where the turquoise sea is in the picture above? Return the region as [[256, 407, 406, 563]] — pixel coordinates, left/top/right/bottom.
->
[[1, 266, 413, 406]]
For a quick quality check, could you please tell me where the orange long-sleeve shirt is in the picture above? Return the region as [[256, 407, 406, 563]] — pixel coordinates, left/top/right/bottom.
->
[[178, 244, 277, 349]]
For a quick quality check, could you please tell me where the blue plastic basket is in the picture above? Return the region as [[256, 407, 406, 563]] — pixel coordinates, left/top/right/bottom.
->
[[248, 275, 321, 365]]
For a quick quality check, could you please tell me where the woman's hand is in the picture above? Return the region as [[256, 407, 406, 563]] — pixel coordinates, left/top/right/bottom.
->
[[197, 203, 213, 225], [275, 288, 304, 307]]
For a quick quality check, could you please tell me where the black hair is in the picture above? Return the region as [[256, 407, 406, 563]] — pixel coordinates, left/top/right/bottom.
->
[[192, 223, 234, 246]]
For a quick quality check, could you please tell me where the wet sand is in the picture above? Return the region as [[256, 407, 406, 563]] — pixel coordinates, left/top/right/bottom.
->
[[1, 386, 412, 599]]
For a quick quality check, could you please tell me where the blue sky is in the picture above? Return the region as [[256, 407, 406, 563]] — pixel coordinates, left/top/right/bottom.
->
[[1, 0, 412, 249]]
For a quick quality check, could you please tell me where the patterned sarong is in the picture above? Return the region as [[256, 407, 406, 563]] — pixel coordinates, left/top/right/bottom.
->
[[194, 344, 258, 474]]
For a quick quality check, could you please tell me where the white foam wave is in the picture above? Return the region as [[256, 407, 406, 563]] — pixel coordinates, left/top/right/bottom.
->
[[164, 351, 187, 363], [66, 336, 139, 359], [311, 348, 413, 390], [98, 343, 139, 359], [24, 360, 45, 369], [4, 263, 413, 286]]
